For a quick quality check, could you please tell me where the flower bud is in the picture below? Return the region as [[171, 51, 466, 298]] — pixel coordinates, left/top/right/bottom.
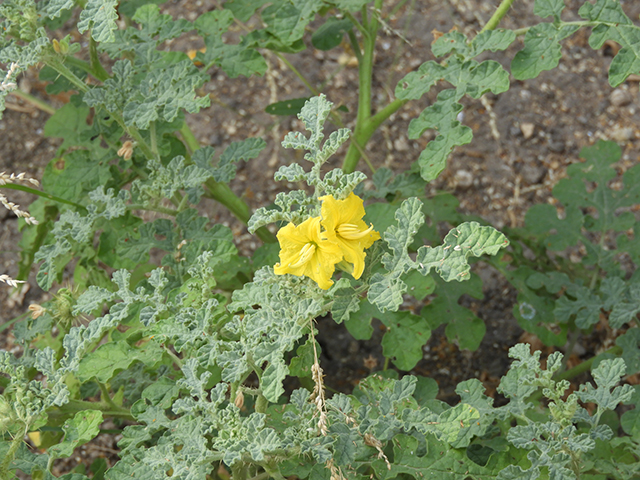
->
[[117, 141, 134, 160], [234, 390, 244, 409]]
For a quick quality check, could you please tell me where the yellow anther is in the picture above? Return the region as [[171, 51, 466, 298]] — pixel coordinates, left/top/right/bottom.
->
[[289, 242, 316, 268], [336, 223, 374, 240]]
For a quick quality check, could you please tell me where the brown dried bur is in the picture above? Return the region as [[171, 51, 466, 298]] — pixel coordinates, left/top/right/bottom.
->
[[364, 433, 391, 470]]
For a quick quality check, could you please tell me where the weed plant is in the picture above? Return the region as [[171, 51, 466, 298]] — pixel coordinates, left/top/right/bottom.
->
[[0, 0, 639, 479]]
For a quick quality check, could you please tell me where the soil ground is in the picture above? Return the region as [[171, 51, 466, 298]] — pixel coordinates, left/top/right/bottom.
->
[[2, 0, 640, 475]]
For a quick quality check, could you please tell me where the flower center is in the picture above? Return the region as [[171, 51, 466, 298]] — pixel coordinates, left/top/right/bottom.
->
[[336, 223, 374, 240], [290, 242, 317, 268]]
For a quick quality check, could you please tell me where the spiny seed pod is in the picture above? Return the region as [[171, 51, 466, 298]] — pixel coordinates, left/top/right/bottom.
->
[[52, 287, 78, 328]]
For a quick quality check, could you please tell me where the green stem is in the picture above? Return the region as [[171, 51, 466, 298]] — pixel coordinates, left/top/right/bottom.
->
[[231, 462, 249, 480], [203, 179, 275, 243], [0, 312, 29, 334], [150, 121, 159, 160], [64, 56, 95, 77], [46, 58, 89, 93], [347, 29, 363, 63], [481, 0, 517, 32], [274, 53, 319, 96], [342, 98, 406, 173], [9, 89, 56, 115], [180, 123, 277, 242], [0, 424, 28, 479], [247, 472, 271, 480], [48, 399, 134, 422], [180, 121, 200, 154], [89, 37, 110, 82], [341, 5, 377, 173], [127, 204, 179, 216], [164, 344, 183, 368], [0, 184, 85, 210], [555, 346, 622, 382], [98, 382, 122, 412]]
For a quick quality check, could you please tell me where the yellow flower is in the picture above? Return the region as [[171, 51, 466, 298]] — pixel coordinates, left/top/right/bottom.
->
[[274, 216, 343, 289], [320, 193, 380, 279]]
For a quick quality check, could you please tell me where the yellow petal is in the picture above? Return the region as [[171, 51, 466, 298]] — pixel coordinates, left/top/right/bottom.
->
[[319, 193, 380, 279], [274, 217, 342, 289]]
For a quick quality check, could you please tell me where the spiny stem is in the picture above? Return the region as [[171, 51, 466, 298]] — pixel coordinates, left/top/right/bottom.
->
[[0, 423, 28, 479]]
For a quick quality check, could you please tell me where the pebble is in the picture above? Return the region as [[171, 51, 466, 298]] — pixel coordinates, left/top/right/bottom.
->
[[521, 164, 546, 184], [509, 125, 521, 137], [610, 88, 633, 107], [393, 137, 409, 151], [548, 140, 565, 153], [454, 169, 473, 189], [521, 122, 535, 139], [609, 126, 634, 142]]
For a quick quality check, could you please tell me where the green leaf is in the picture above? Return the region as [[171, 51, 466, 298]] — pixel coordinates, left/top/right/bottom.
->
[[325, 0, 370, 12], [78, 0, 119, 43], [371, 434, 508, 479], [312, 17, 353, 51], [416, 221, 509, 282], [265, 97, 311, 116], [432, 31, 470, 58], [409, 90, 472, 182], [621, 407, 640, 439], [470, 29, 516, 55], [77, 340, 162, 383], [331, 287, 361, 324], [534, 0, 565, 18], [344, 298, 375, 340], [43, 102, 92, 151], [616, 329, 640, 375], [420, 274, 484, 350], [261, 0, 324, 45], [38, 0, 75, 19], [575, 358, 634, 410], [524, 203, 583, 250], [214, 138, 267, 183], [48, 410, 103, 459], [42, 150, 111, 203], [578, 0, 640, 85], [511, 23, 579, 80], [554, 285, 603, 329], [381, 311, 431, 370], [368, 197, 424, 312], [288, 338, 318, 378], [396, 61, 446, 100]]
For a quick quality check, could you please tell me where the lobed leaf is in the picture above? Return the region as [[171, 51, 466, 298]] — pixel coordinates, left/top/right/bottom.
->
[[416, 221, 509, 281], [511, 23, 579, 80], [78, 0, 119, 43]]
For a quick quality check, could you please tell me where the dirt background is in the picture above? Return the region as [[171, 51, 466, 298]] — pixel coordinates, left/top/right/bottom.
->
[[2, 0, 640, 475]]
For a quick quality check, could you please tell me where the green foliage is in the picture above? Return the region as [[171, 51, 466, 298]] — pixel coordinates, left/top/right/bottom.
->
[[2, 1, 640, 479]]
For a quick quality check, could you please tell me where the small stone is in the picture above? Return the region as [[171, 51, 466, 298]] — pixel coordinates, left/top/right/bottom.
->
[[548, 140, 565, 153], [610, 125, 634, 142], [454, 169, 473, 189], [509, 125, 522, 137], [610, 88, 633, 107], [521, 122, 535, 139], [521, 164, 546, 184], [393, 137, 409, 151]]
